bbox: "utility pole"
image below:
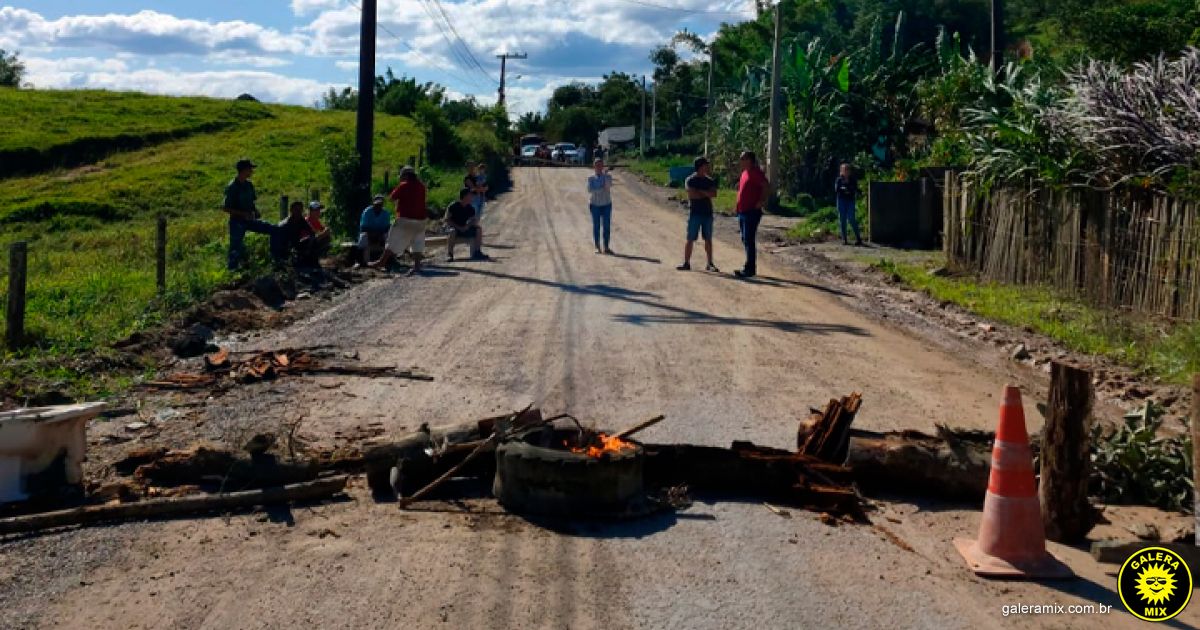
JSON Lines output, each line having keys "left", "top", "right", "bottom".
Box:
{"left": 354, "top": 0, "right": 377, "bottom": 228}
{"left": 496, "top": 52, "right": 528, "bottom": 107}
{"left": 640, "top": 75, "right": 647, "bottom": 156}
{"left": 990, "top": 0, "right": 1006, "bottom": 74}
{"left": 651, "top": 81, "right": 657, "bottom": 148}
{"left": 765, "top": 1, "right": 783, "bottom": 206}
{"left": 703, "top": 46, "right": 715, "bottom": 156}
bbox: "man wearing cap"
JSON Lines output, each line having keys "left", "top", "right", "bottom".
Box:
{"left": 357, "top": 194, "right": 393, "bottom": 266}
{"left": 370, "top": 166, "right": 428, "bottom": 275}
{"left": 678, "top": 157, "right": 720, "bottom": 272}
{"left": 222, "top": 158, "right": 281, "bottom": 270}
{"left": 305, "top": 201, "right": 332, "bottom": 247}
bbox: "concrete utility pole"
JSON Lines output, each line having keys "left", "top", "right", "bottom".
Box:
{"left": 640, "top": 75, "right": 647, "bottom": 155}
{"left": 990, "top": 0, "right": 1006, "bottom": 74}
{"left": 496, "top": 52, "right": 527, "bottom": 107}
{"left": 651, "top": 81, "right": 657, "bottom": 148}
{"left": 703, "top": 46, "right": 715, "bottom": 156}
{"left": 354, "top": 0, "right": 377, "bottom": 227}
{"left": 765, "top": 1, "right": 783, "bottom": 205}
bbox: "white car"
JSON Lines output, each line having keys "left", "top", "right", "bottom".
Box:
{"left": 551, "top": 143, "right": 578, "bottom": 163}
{"left": 520, "top": 145, "right": 539, "bottom": 164}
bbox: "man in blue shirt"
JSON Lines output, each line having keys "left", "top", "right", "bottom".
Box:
{"left": 356, "top": 194, "right": 393, "bottom": 266}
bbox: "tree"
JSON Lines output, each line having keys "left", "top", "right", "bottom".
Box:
{"left": 320, "top": 87, "right": 357, "bottom": 111}
{"left": 516, "top": 112, "right": 545, "bottom": 135}
{"left": 0, "top": 49, "right": 25, "bottom": 87}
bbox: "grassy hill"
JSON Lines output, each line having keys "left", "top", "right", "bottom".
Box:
{"left": 0, "top": 89, "right": 423, "bottom": 381}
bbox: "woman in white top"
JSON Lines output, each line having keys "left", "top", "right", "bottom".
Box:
{"left": 586, "top": 159, "right": 614, "bottom": 254}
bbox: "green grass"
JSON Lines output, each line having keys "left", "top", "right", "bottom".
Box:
{"left": 622, "top": 156, "right": 694, "bottom": 187}
{"left": 0, "top": 91, "right": 423, "bottom": 376}
{"left": 873, "top": 257, "right": 1200, "bottom": 384}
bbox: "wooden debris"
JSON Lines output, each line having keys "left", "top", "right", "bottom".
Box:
{"left": 615, "top": 415, "right": 667, "bottom": 440}
{"left": 0, "top": 477, "right": 348, "bottom": 535}
{"left": 143, "top": 349, "right": 433, "bottom": 391}
{"left": 132, "top": 444, "right": 319, "bottom": 490}
{"left": 845, "top": 430, "right": 991, "bottom": 502}
{"left": 763, "top": 502, "right": 791, "bottom": 518}
{"left": 1040, "top": 362, "right": 1096, "bottom": 543}
{"left": 799, "top": 393, "right": 863, "bottom": 462}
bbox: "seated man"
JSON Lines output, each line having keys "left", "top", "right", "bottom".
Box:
{"left": 444, "top": 187, "right": 487, "bottom": 261}
{"left": 279, "top": 200, "right": 326, "bottom": 267}
{"left": 356, "top": 194, "right": 392, "bottom": 266}
{"left": 305, "top": 201, "right": 332, "bottom": 246}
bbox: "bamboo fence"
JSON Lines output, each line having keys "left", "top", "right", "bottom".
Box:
{"left": 943, "top": 172, "right": 1200, "bottom": 320}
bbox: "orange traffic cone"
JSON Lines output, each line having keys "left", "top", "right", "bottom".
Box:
{"left": 953, "top": 386, "right": 1074, "bottom": 579}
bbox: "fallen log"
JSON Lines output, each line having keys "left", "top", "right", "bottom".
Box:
{"left": 845, "top": 430, "right": 991, "bottom": 502}
{"left": 641, "top": 442, "right": 862, "bottom": 516}
{"left": 0, "top": 476, "right": 348, "bottom": 535}
{"left": 133, "top": 444, "right": 319, "bottom": 490}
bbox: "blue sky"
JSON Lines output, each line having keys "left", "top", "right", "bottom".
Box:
{"left": 3, "top": 1, "right": 753, "bottom": 115}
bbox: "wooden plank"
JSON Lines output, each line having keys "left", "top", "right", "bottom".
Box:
{"left": 0, "top": 477, "right": 348, "bottom": 535}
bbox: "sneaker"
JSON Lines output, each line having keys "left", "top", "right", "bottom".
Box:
{"left": 604, "top": 247, "right": 614, "bottom": 255}
{"left": 854, "top": 239, "right": 865, "bottom": 247}
{"left": 471, "top": 251, "right": 490, "bottom": 261}
{"left": 447, "top": 253, "right": 455, "bottom": 262}
{"left": 705, "top": 263, "right": 720, "bottom": 273}
{"left": 733, "top": 269, "right": 755, "bottom": 279}
{"left": 676, "top": 263, "right": 691, "bottom": 271}
{"left": 594, "top": 247, "right": 603, "bottom": 254}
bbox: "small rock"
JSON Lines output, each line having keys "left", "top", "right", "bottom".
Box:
{"left": 977, "top": 323, "right": 996, "bottom": 333}
{"left": 928, "top": 267, "right": 950, "bottom": 277}
{"left": 252, "top": 276, "right": 287, "bottom": 308}
{"left": 1130, "top": 522, "right": 1161, "bottom": 541}
{"left": 168, "top": 323, "right": 216, "bottom": 358}
{"left": 1011, "top": 344, "right": 1031, "bottom": 361}
{"left": 125, "top": 421, "right": 149, "bottom": 431}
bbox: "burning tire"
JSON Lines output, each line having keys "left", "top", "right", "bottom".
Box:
{"left": 493, "top": 428, "right": 644, "bottom": 516}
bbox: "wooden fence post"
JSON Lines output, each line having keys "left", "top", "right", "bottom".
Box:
{"left": 6, "top": 241, "right": 27, "bottom": 350}
{"left": 1192, "top": 374, "right": 1200, "bottom": 547}
{"left": 383, "top": 170, "right": 390, "bottom": 193}
{"left": 156, "top": 215, "right": 167, "bottom": 294}
{"left": 279, "top": 195, "right": 289, "bottom": 221}
{"left": 1039, "top": 361, "right": 1096, "bottom": 543}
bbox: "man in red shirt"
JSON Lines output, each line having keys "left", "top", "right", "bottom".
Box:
{"left": 369, "top": 166, "right": 428, "bottom": 275}
{"left": 734, "top": 151, "right": 768, "bottom": 278}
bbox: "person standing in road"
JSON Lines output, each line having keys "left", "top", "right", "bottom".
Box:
{"left": 678, "top": 156, "right": 719, "bottom": 272}
{"left": 370, "top": 166, "right": 428, "bottom": 275}
{"left": 734, "top": 151, "right": 768, "bottom": 278}
{"left": 222, "top": 158, "right": 281, "bottom": 270}
{"left": 472, "top": 163, "right": 489, "bottom": 220}
{"left": 587, "top": 158, "right": 614, "bottom": 254}
{"left": 834, "top": 162, "right": 864, "bottom": 246}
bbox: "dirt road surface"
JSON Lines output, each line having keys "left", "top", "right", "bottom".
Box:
{"left": 3, "top": 168, "right": 1191, "bottom": 629}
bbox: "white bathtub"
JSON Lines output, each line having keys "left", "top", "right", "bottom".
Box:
{"left": 0, "top": 402, "right": 106, "bottom": 503}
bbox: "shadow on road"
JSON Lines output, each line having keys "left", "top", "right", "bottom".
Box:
{"left": 730, "top": 274, "right": 852, "bottom": 298}
{"left": 517, "top": 510, "right": 680, "bottom": 539}
{"left": 453, "top": 267, "right": 870, "bottom": 338}
{"left": 604, "top": 251, "right": 662, "bottom": 265}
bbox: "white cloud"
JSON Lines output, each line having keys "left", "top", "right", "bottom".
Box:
{"left": 0, "top": 7, "right": 303, "bottom": 57}
{"left": 23, "top": 57, "right": 335, "bottom": 105}
{"left": 292, "top": 0, "right": 345, "bottom": 14}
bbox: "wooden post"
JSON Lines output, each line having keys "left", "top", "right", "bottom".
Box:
{"left": 1039, "top": 361, "right": 1095, "bottom": 543}
{"left": 311, "top": 189, "right": 320, "bottom": 202}
{"left": 383, "top": 170, "right": 390, "bottom": 193}
{"left": 155, "top": 215, "right": 167, "bottom": 294}
{"left": 6, "top": 241, "right": 27, "bottom": 350}
{"left": 279, "top": 195, "right": 288, "bottom": 220}
{"left": 1192, "top": 374, "right": 1200, "bottom": 546}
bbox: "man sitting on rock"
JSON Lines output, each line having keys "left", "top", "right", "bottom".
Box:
{"left": 356, "top": 194, "right": 392, "bottom": 266}
{"left": 444, "top": 187, "right": 488, "bottom": 261}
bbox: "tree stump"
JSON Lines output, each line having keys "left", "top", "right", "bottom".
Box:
{"left": 1039, "top": 362, "right": 1095, "bottom": 543}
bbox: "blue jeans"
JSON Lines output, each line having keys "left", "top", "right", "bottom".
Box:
{"left": 590, "top": 204, "right": 612, "bottom": 249}
{"left": 473, "top": 197, "right": 485, "bottom": 221}
{"left": 738, "top": 210, "right": 762, "bottom": 275}
{"left": 228, "top": 217, "right": 283, "bottom": 270}
{"left": 837, "top": 197, "right": 861, "bottom": 243}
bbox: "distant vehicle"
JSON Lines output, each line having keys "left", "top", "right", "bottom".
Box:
{"left": 520, "top": 134, "right": 544, "bottom": 148}
{"left": 551, "top": 142, "right": 578, "bottom": 163}
{"left": 520, "top": 144, "right": 539, "bottom": 165}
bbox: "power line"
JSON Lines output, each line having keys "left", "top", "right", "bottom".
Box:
{"left": 345, "top": 0, "right": 489, "bottom": 91}
{"left": 424, "top": 0, "right": 500, "bottom": 84}
{"left": 414, "top": 0, "right": 494, "bottom": 87}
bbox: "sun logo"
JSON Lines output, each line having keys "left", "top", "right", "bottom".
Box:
{"left": 1135, "top": 563, "right": 1177, "bottom": 606}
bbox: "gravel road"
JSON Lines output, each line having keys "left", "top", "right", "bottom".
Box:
{"left": 2, "top": 167, "right": 1190, "bottom": 629}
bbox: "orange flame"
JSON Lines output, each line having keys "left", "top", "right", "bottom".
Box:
{"left": 569, "top": 433, "right": 635, "bottom": 458}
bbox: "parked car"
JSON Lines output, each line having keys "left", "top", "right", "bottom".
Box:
{"left": 520, "top": 144, "right": 539, "bottom": 165}
{"left": 551, "top": 143, "right": 578, "bottom": 163}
